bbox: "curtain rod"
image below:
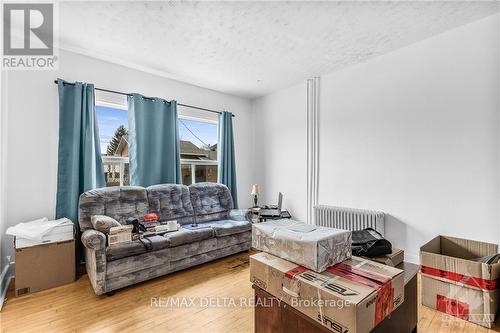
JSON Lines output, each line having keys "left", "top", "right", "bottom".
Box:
{"left": 53, "top": 79, "right": 234, "bottom": 117}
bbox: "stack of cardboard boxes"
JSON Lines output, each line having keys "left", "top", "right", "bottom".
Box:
{"left": 250, "top": 220, "right": 405, "bottom": 333}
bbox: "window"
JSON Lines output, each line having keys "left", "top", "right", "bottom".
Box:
{"left": 95, "top": 104, "right": 129, "bottom": 187}
{"left": 178, "top": 117, "right": 218, "bottom": 186}
{"left": 95, "top": 95, "right": 219, "bottom": 187}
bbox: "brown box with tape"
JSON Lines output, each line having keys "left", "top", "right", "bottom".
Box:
{"left": 420, "top": 235, "right": 500, "bottom": 328}
{"left": 15, "top": 239, "right": 75, "bottom": 297}
{"left": 250, "top": 252, "right": 404, "bottom": 333}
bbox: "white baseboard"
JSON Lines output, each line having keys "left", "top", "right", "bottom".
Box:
{"left": 0, "top": 263, "right": 13, "bottom": 311}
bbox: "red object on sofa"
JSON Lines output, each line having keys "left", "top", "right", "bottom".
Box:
{"left": 144, "top": 213, "right": 159, "bottom": 222}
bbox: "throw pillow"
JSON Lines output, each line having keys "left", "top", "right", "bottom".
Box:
{"left": 91, "top": 215, "right": 121, "bottom": 234}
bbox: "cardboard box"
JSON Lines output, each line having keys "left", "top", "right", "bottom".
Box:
{"left": 15, "top": 239, "right": 75, "bottom": 297}
{"left": 364, "top": 248, "right": 404, "bottom": 267}
{"left": 252, "top": 219, "right": 352, "bottom": 272}
{"left": 250, "top": 252, "right": 404, "bottom": 333}
{"left": 420, "top": 235, "right": 500, "bottom": 328}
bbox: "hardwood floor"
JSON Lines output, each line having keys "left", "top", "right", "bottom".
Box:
{"left": 0, "top": 251, "right": 499, "bottom": 333}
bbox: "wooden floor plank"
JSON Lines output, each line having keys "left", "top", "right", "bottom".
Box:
{"left": 1, "top": 252, "right": 500, "bottom": 333}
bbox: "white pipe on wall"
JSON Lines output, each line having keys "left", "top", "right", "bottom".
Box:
{"left": 306, "top": 77, "right": 320, "bottom": 224}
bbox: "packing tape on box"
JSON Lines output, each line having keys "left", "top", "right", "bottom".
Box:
{"left": 327, "top": 262, "right": 394, "bottom": 326}
{"left": 421, "top": 265, "right": 500, "bottom": 291}
{"left": 285, "top": 265, "right": 309, "bottom": 279}
{"left": 436, "top": 294, "right": 470, "bottom": 320}
{"left": 285, "top": 260, "right": 394, "bottom": 327}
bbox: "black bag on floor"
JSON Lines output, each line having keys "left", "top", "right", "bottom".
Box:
{"left": 351, "top": 228, "right": 392, "bottom": 257}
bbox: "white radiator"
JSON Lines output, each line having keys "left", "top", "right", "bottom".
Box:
{"left": 314, "top": 205, "right": 385, "bottom": 236}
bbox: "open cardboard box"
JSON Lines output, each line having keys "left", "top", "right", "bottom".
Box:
{"left": 420, "top": 235, "right": 500, "bottom": 328}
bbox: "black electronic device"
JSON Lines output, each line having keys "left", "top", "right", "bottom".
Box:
{"left": 126, "top": 217, "right": 147, "bottom": 234}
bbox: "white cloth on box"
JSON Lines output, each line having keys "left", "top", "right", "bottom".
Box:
{"left": 6, "top": 217, "right": 72, "bottom": 241}
{"left": 252, "top": 219, "right": 352, "bottom": 272}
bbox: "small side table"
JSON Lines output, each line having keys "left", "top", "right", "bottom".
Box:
{"left": 250, "top": 207, "right": 292, "bottom": 223}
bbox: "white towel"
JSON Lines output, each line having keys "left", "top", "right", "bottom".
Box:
{"left": 6, "top": 217, "right": 72, "bottom": 241}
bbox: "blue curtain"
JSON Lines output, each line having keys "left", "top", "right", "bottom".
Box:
{"left": 56, "top": 79, "right": 105, "bottom": 224}
{"left": 128, "top": 94, "right": 181, "bottom": 187}
{"left": 218, "top": 111, "right": 238, "bottom": 208}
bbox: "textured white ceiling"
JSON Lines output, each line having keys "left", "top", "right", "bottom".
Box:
{"left": 58, "top": 1, "right": 499, "bottom": 98}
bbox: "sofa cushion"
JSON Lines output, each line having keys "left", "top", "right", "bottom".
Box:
{"left": 79, "top": 186, "right": 149, "bottom": 232}
{"left": 189, "top": 183, "right": 233, "bottom": 223}
{"left": 146, "top": 184, "right": 195, "bottom": 225}
{"left": 164, "top": 226, "right": 215, "bottom": 247}
{"left": 106, "top": 235, "right": 170, "bottom": 261}
{"left": 201, "top": 220, "right": 252, "bottom": 237}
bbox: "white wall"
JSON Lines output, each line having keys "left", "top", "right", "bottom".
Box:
{"left": 253, "top": 14, "right": 500, "bottom": 263}
{"left": 1, "top": 50, "right": 254, "bottom": 267}
{"left": 252, "top": 82, "right": 308, "bottom": 221}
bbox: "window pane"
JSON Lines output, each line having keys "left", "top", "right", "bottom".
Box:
{"left": 195, "top": 165, "right": 218, "bottom": 183}
{"left": 178, "top": 117, "right": 218, "bottom": 185}
{"left": 178, "top": 118, "right": 217, "bottom": 162}
{"left": 181, "top": 164, "right": 192, "bottom": 186}
{"left": 178, "top": 118, "right": 217, "bottom": 155}
{"left": 96, "top": 106, "right": 128, "bottom": 155}
{"left": 96, "top": 104, "right": 129, "bottom": 187}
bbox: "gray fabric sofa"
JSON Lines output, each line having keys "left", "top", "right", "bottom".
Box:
{"left": 79, "top": 182, "right": 252, "bottom": 295}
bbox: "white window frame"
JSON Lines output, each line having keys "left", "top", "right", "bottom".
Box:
{"left": 178, "top": 114, "right": 218, "bottom": 125}
{"left": 95, "top": 99, "right": 128, "bottom": 111}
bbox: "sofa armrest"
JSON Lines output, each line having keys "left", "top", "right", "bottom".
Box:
{"left": 81, "top": 229, "right": 106, "bottom": 251}
{"left": 229, "top": 209, "right": 253, "bottom": 223}
{"left": 81, "top": 229, "right": 107, "bottom": 295}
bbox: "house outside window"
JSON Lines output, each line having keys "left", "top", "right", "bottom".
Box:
{"left": 178, "top": 117, "right": 218, "bottom": 186}
{"left": 180, "top": 140, "right": 218, "bottom": 186}
{"left": 95, "top": 96, "right": 218, "bottom": 187}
